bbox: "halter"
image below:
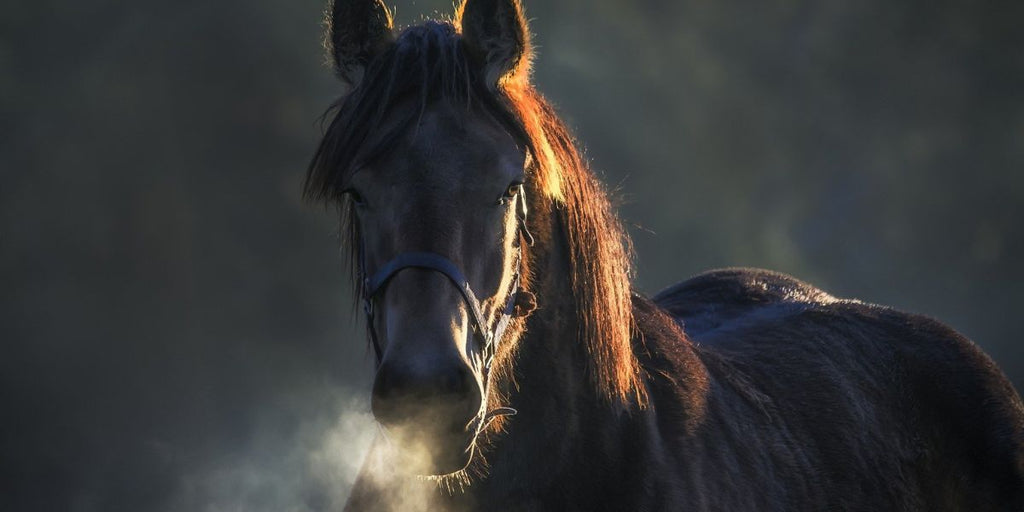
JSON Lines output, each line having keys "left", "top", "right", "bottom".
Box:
{"left": 359, "top": 190, "right": 534, "bottom": 377}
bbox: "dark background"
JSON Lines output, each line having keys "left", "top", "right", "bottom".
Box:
{"left": 2, "top": 0, "right": 1022, "bottom": 510}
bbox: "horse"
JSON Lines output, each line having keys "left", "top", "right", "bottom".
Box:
{"left": 305, "top": 1, "right": 1024, "bottom": 510}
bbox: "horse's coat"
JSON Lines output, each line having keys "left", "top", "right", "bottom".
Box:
{"left": 307, "top": 1, "right": 1024, "bottom": 510}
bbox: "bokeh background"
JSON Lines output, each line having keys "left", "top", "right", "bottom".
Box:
{"left": 2, "top": 0, "right": 1022, "bottom": 510}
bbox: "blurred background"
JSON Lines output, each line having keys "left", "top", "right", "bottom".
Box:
{"left": 2, "top": 0, "right": 1022, "bottom": 510}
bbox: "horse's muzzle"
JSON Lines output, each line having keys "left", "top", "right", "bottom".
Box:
{"left": 371, "top": 357, "right": 482, "bottom": 475}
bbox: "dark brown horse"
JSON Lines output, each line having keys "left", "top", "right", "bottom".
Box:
{"left": 306, "top": 1, "right": 1024, "bottom": 510}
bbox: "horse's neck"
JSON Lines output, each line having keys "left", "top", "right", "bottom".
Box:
{"left": 478, "top": 236, "right": 647, "bottom": 499}
{"left": 475, "top": 229, "right": 712, "bottom": 505}
{"left": 482, "top": 289, "right": 616, "bottom": 494}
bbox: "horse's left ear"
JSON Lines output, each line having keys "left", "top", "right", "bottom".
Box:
{"left": 328, "top": 0, "right": 394, "bottom": 88}
{"left": 456, "top": 0, "right": 532, "bottom": 87}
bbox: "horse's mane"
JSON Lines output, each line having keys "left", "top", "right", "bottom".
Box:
{"left": 304, "top": 20, "right": 645, "bottom": 406}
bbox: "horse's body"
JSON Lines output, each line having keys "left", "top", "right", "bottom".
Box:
{"left": 347, "top": 270, "right": 1024, "bottom": 511}
{"left": 310, "top": 1, "right": 1024, "bottom": 510}
{"left": 654, "top": 269, "right": 1023, "bottom": 510}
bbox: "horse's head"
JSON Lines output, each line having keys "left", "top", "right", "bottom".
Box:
{"left": 308, "top": 0, "right": 537, "bottom": 476}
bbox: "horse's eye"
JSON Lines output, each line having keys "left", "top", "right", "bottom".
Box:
{"left": 343, "top": 188, "right": 366, "bottom": 206}
{"left": 503, "top": 183, "right": 522, "bottom": 199}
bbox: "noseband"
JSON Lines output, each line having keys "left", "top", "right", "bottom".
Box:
{"left": 359, "top": 190, "right": 534, "bottom": 388}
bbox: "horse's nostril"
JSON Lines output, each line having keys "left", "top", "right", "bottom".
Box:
{"left": 371, "top": 359, "right": 481, "bottom": 426}
{"left": 440, "top": 367, "right": 474, "bottom": 396}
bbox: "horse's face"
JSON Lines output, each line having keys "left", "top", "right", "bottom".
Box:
{"left": 351, "top": 101, "right": 526, "bottom": 475}
{"left": 320, "top": 0, "right": 536, "bottom": 477}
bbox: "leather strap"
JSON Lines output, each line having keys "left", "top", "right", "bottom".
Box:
{"left": 359, "top": 191, "right": 532, "bottom": 373}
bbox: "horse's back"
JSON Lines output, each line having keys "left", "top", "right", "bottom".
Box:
{"left": 653, "top": 267, "right": 836, "bottom": 339}
{"left": 652, "top": 268, "right": 1024, "bottom": 510}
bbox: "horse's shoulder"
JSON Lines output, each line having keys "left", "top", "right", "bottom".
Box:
{"left": 653, "top": 267, "right": 838, "bottom": 338}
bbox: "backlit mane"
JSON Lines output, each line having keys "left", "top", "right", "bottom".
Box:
{"left": 304, "top": 20, "right": 645, "bottom": 406}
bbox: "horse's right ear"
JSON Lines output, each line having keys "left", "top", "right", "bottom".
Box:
{"left": 456, "top": 0, "right": 532, "bottom": 88}
{"left": 327, "top": 0, "right": 394, "bottom": 87}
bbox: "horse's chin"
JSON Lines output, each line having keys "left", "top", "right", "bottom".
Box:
{"left": 416, "top": 441, "right": 475, "bottom": 477}
{"left": 382, "top": 420, "right": 478, "bottom": 476}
